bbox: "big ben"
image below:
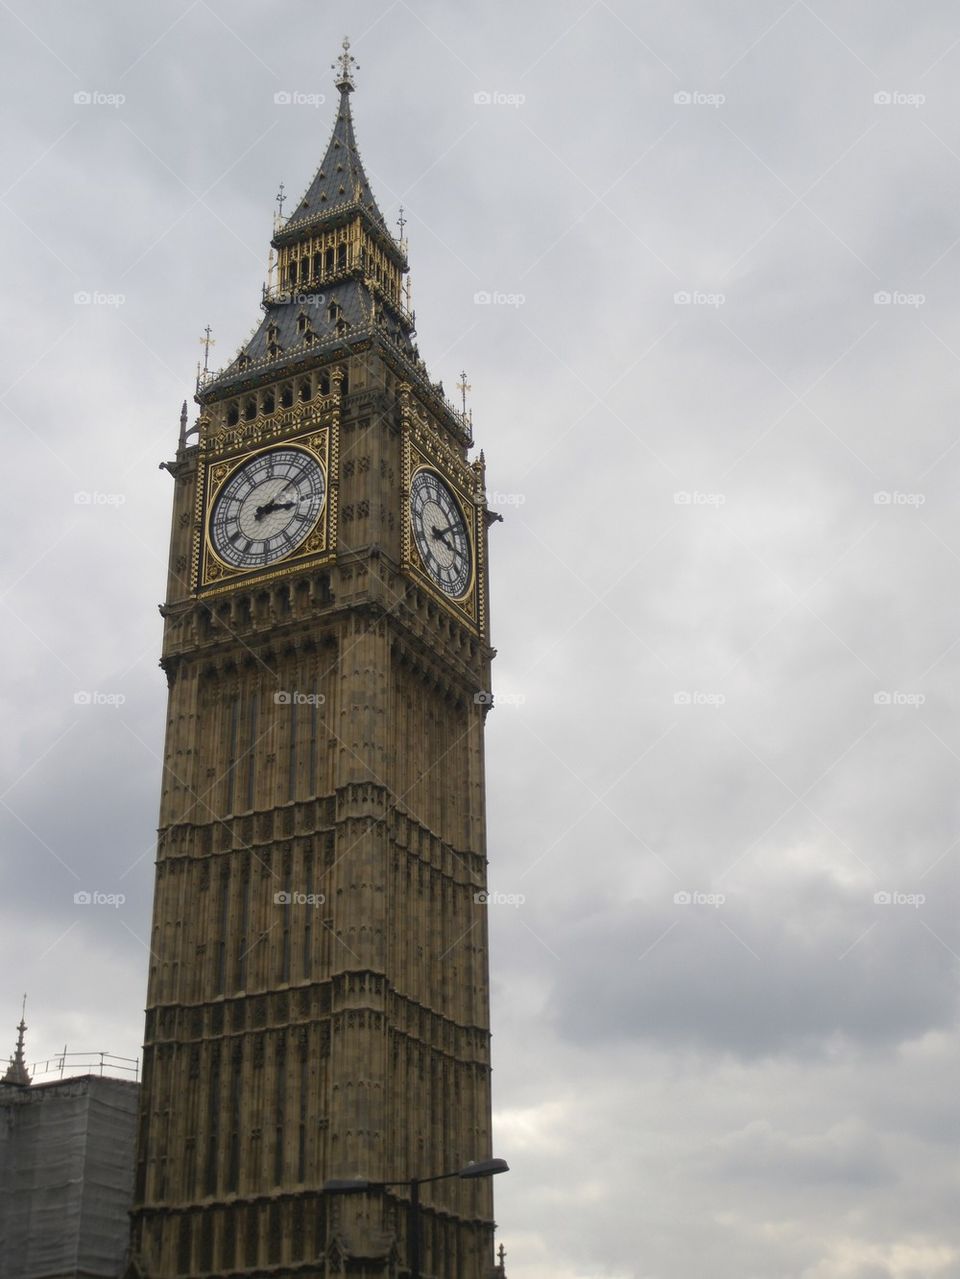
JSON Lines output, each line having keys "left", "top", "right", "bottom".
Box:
{"left": 128, "top": 39, "right": 503, "bottom": 1279}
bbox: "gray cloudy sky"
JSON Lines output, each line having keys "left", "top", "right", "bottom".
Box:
{"left": 2, "top": 1, "right": 960, "bottom": 1276}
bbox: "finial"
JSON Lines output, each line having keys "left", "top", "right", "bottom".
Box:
{"left": 275, "top": 181, "right": 286, "bottom": 221}
{"left": 457, "top": 370, "right": 471, "bottom": 418}
{"left": 199, "top": 325, "right": 215, "bottom": 375}
{"left": 2, "top": 995, "right": 31, "bottom": 1087}
{"left": 333, "top": 36, "right": 357, "bottom": 92}
{"left": 397, "top": 205, "right": 407, "bottom": 240}
{"left": 179, "top": 400, "right": 188, "bottom": 448}
{"left": 497, "top": 1242, "right": 507, "bottom": 1275}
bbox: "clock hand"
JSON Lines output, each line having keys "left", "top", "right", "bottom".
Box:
{"left": 431, "top": 525, "right": 461, "bottom": 555}
{"left": 254, "top": 500, "right": 297, "bottom": 520}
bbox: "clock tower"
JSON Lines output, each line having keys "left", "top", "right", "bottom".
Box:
{"left": 129, "top": 40, "right": 500, "bottom": 1279}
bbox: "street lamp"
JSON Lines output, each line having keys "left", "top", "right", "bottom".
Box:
{"left": 324, "top": 1157, "right": 509, "bottom": 1279}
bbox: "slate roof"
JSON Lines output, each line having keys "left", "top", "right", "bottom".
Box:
{"left": 205, "top": 277, "right": 416, "bottom": 396}
{"left": 281, "top": 83, "right": 387, "bottom": 235}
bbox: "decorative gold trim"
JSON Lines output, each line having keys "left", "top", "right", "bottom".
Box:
{"left": 402, "top": 434, "right": 481, "bottom": 629}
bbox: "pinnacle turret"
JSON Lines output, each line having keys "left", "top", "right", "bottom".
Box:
{"left": 2, "top": 995, "right": 31, "bottom": 1087}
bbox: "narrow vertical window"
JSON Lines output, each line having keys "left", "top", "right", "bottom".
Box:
{"left": 245, "top": 692, "right": 259, "bottom": 811}
{"left": 287, "top": 695, "right": 298, "bottom": 802}
{"left": 225, "top": 697, "right": 239, "bottom": 813}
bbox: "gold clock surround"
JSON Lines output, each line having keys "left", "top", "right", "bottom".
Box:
{"left": 402, "top": 437, "right": 482, "bottom": 629}
{"left": 193, "top": 427, "right": 337, "bottom": 596}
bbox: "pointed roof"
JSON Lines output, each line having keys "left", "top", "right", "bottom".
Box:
{"left": 2, "top": 996, "right": 31, "bottom": 1087}
{"left": 282, "top": 37, "right": 387, "bottom": 235}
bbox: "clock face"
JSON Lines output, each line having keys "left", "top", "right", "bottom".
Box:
{"left": 410, "top": 469, "right": 472, "bottom": 598}
{"left": 209, "top": 446, "right": 326, "bottom": 570}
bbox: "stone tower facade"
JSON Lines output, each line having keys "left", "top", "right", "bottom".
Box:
{"left": 129, "top": 41, "right": 500, "bottom": 1279}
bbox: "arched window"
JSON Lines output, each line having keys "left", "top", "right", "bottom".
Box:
{"left": 299, "top": 380, "right": 311, "bottom": 403}
{"left": 313, "top": 253, "right": 321, "bottom": 278}
{"left": 280, "top": 386, "right": 293, "bottom": 409}
{"left": 318, "top": 372, "right": 330, "bottom": 396}
{"left": 325, "top": 247, "right": 334, "bottom": 272}
{"left": 261, "top": 391, "right": 275, "bottom": 414}
{"left": 244, "top": 398, "right": 256, "bottom": 421}
{"left": 227, "top": 404, "right": 239, "bottom": 426}
{"left": 337, "top": 243, "right": 347, "bottom": 270}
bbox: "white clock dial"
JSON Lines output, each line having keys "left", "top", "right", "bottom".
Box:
{"left": 210, "top": 446, "right": 326, "bottom": 569}
{"left": 410, "top": 469, "right": 472, "bottom": 598}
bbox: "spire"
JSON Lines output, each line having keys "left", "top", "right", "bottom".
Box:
{"left": 282, "top": 37, "right": 387, "bottom": 232}
{"left": 2, "top": 995, "right": 31, "bottom": 1087}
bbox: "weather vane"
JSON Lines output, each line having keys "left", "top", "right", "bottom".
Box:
{"left": 199, "top": 325, "right": 216, "bottom": 375}
{"left": 332, "top": 35, "right": 357, "bottom": 88}
{"left": 456, "top": 370, "right": 471, "bottom": 419}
